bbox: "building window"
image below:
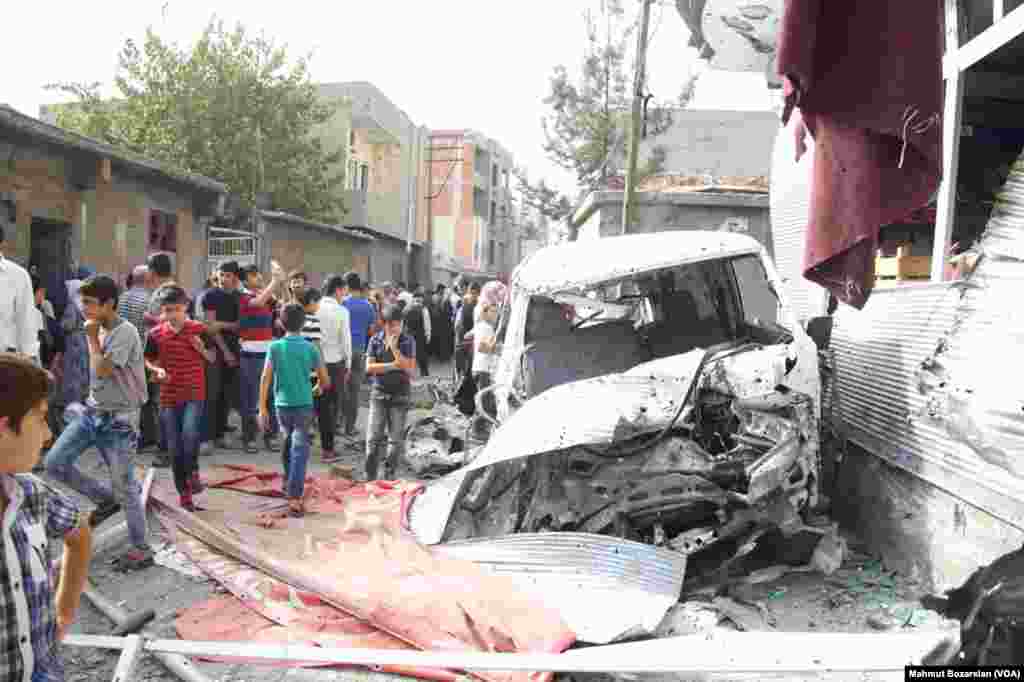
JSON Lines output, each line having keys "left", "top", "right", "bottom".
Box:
{"left": 492, "top": 164, "right": 499, "bottom": 186}
{"left": 473, "top": 188, "right": 488, "bottom": 217}
{"left": 488, "top": 239, "right": 495, "bottom": 267}
{"left": 349, "top": 160, "right": 359, "bottom": 190}
{"left": 359, "top": 164, "right": 369, "bottom": 191}
{"left": 490, "top": 200, "right": 496, "bottom": 225}
{"left": 349, "top": 129, "right": 356, "bottom": 147}
{"left": 148, "top": 209, "right": 178, "bottom": 253}
{"left": 504, "top": 169, "right": 510, "bottom": 189}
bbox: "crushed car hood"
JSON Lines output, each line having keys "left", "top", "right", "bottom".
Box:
{"left": 409, "top": 344, "right": 804, "bottom": 546}
{"left": 465, "top": 352, "right": 705, "bottom": 474}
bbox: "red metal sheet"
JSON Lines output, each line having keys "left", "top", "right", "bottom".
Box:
{"left": 155, "top": 466, "right": 575, "bottom": 682}
{"left": 165, "top": 517, "right": 457, "bottom": 680}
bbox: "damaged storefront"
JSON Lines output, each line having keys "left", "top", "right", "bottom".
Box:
{"left": 776, "top": 0, "right": 1024, "bottom": 596}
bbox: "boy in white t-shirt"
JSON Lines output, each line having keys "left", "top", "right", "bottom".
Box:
{"left": 471, "top": 301, "right": 500, "bottom": 441}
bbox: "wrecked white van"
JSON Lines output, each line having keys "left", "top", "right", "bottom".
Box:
{"left": 411, "top": 231, "right": 824, "bottom": 573}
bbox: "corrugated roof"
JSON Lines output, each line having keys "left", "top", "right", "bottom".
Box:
{"left": 259, "top": 210, "right": 375, "bottom": 241}
{"left": 0, "top": 104, "right": 227, "bottom": 194}
{"left": 511, "top": 231, "right": 764, "bottom": 294}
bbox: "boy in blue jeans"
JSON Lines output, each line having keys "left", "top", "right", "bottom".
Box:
{"left": 259, "top": 303, "right": 328, "bottom": 518}
{"left": 1, "top": 354, "right": 92, "bottom": 682}
{"left": 44, "top": 274, "right": 152, "bottom": 571}
{"left": 144, "top": 286, "right": 217, "bottom": 511}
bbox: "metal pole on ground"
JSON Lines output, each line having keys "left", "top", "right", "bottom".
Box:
{"left": 81, "top": 585, "right": 213, "bottom": 682}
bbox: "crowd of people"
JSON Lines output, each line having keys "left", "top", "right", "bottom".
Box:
{"left": 0, "top": 220, "right": 508, "bottom": 573}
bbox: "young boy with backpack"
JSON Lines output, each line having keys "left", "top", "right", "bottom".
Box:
{"left": 259, "top": 303, "right": 329, "bottom": 517}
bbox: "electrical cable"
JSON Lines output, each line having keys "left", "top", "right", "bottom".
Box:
{"left": 580, "top": 339, "right": 760, "bottom": 459}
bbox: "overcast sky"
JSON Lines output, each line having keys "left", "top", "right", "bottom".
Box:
{"left": 3, "top": 0, "right": 774, "bottom": 195}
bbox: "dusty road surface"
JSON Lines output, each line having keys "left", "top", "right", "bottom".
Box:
{"left": 48, "top": 362, "right": 956, "bottom": 682}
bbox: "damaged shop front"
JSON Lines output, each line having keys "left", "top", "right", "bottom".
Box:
{"left": 764, "top": 0, "right": 1024, "bottom": 601}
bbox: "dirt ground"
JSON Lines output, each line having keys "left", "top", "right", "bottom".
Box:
{"left": 48, "top": 361, "right": 956, "bottom": 682}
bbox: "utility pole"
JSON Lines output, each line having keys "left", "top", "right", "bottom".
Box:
{"left": 622, "top": 0, "right": 654, "bottom": 235}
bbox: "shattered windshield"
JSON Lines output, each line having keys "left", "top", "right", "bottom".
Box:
{"left": 517, "top": 255, "right": 790, "bottom": 400}
{"left": 528, "top": 255, "right": 788, "bottom": 354}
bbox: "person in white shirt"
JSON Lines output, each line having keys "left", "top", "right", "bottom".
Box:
{"left": 470, "top": 301, "right": 501, "bottom": 441}
{"left": 0, "top": 224, "right": 40, "bottom": 362}
{"left": 317, "top": 274, "right": 353, "bottom": 462}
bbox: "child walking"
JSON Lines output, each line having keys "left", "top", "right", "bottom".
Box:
{"left": 259, "top": 303, "right": 329, "bottom": 517}
{"left": 364, "top": 304, "right": 417, "bottom": 480}
{"left": 0, "top": 354, "right": 92, "bottom": 682}
{"left": 144, "top": 286, "right": 216, "bottom": 511}
{"left": 44, "top": 274, "right": 153, "bottom": 571}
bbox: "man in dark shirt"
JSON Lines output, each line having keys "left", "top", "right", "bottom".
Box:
{"left": 202, "top": 261, "right": 243, "bottom": 449}
{"left": 453, "top": 281, "right": 480, "bottom": 379}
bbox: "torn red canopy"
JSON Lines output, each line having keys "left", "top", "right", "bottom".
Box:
{"left": 156, "top": 466, "right": 575, "bottom": 682}
{"left": 777, "top": 0, "right": 943, "bottom": 309}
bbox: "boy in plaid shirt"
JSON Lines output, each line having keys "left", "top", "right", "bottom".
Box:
{"left": 0, "top": 354, "right": 91, "bottom": 682}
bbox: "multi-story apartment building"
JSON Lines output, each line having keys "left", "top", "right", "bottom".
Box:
{"left": 318, "top": 82, "right": 431, "bottom": 286}
{"left": 426, "top": 129, "right": 516, "bottom": 284}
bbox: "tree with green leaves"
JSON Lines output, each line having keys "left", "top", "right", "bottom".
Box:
{"left": 516, "top": 0, "right": 694, "bottom": 240}
{"left": 47, "top": 19, "right": 346, "bottom": 222}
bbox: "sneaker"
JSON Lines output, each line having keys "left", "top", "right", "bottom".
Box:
{"left": 113, "top": 546, "right": 155, "bottom": 571}
{"left": 321, "top": 450, "right": 341, "bottom": 463}
{"left": 199, "top": 442, "right": 215, "bottom": 457}
{"left": 89, "top": 501, "right": 122, "bottom": 528}
{"left": 244, "top": 441, "right": 259, "bottom": 454}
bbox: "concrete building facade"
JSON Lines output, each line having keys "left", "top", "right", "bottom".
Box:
{"left": 427, "top": 129, "right": 516, "bottom": 285}
{"left": 572, "top": 108, "right": 778, "bottom": 253}
{"left": 318, "top": 82, "right": 430, "bottom": 287}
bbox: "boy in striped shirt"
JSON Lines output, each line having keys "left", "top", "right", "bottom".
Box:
{"left": 238, "top": 265, "right": 282, "bottom": 454}
{"left": 144, "top": 286, "right": 216, "bottom": 510}
{"left": 300, "top": 287, "right": 323, "bottom": 351}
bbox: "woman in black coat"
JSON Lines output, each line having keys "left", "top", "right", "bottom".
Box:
{"left": 430, "top": 285, "right": 454, "bottom": 362}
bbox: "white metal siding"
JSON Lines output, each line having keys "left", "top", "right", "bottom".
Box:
{"left": 769, "top": 116, "right": 828, "bottom": 324}
{"left": 830, "top": 154, "right": 1024, "bottom": 531}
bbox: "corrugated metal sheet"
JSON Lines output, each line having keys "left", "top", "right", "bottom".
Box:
{"left": 433, "top": 533, "right": 686, "bottom": 644}
{"left": 830, "top": 155, "right": 1024, "bottom": 530}
{"left": 769, "top": 115, "right": 828, "bottom": 324}
{"left": 910, "top": 157, "right": 1024, "bottom": 503}
{"left": 511, "top": 231, "right": 763, "bottom": 295}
